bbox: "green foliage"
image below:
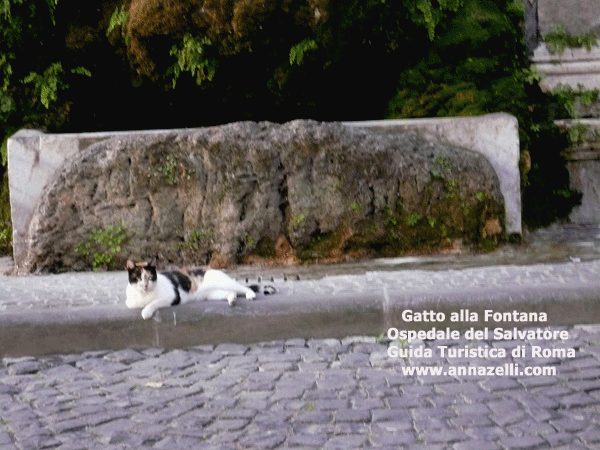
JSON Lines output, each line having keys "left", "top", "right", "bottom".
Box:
{"left": 75, "top": 224, "right": 128, "bottom": 271}
{"left": 1, "top": 0, "right": 84, "bottom": 250}
{"left": 169, "top": 34, "right": 219, "bottom": 88}
{"left": 383, "top": 206, "right": 399, "bottom": 228}
{"left": 242, "top": 232, "right": 255, "bottom": 247}
{"left": 107, "top": 5, "right": 129, "bottom": 40}
{"left": 0, "top": 175, "right": 10, "bottom": 255}
{"left": 387, "top": 0, "right": 526, "bottom": 120}
{"left": 412, "top": 0, "right": 463, "bottom": 40}
{"left": 0, "top": 54, "right": 14, "bottom": 166}
{"left": 289, "top": 39, "right": 318, "bottom": 66}
{"left": 180, "top": 228, "right": 215, "bottom": 263}
{"left": 565, "top": 122, "right": 600, "bottom": 147}
{"left": 0, "top": 0, "right": 92, "bottom": 182}
{"left": 0, "top": 223, "right": 10, "bottom": 253}
{"left": 386, "top": 0, "right": 581, "bottom": 228}
{"left": 0, "top": 140, "right": 7, "bottom": 167}
{"left": 521, "top": 66, "right": 543, "bottom": 84}
{"left": 404, "top": 213, "right": 422, "bottom": 227}
{"left": 290, "top": 213, "right": 306, "bottom": 232}
{"left": 0, "top": 54, "right": 13, "bottom": 95}
{"left": 22, "top": 62, "right": 91, "bottom": 109}
{"left": 543, "top": 26, "right": 599, "bottom": 54}
{"left": 151, "top": 154, "right": 192, "bottom": 186}
{"left": 580, "top": 89, "right": 600, "bottom": 107}
{"left": 475, "top": 192, "right": 489, "bottom": 202}
{"left": 22, "top": 63, "right": 65, "bottom": 109}
{"left": 0, "top": 0, "right": 473, "bottom": 142}
{"left": 567, "top": 122, "right": 588, "bottom": 146}
{"left": 552, "top": 83, "right": 599, "bottom": 119}
{"left": 1, "top": 0, "right": 57, "bottom": 22}
{"left": 156, "top": 155, "right": 179, "bottom": 185}
{"left": 180, "top": 229, "right": 215, "bottom": 251}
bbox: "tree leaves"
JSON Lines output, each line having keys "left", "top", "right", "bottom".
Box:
{"left": 289, "top": 39, "right": 318, "bottom": 65}
{"left": 22, "top": 62, "right": 90, "bottom": 109}
{"left": 169, "top": 35, "right": 219, "bottom": 88}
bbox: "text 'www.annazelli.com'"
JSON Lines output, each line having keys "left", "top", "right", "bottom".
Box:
{"left": 395, "top": 364, "right": 557, "bottom": 377}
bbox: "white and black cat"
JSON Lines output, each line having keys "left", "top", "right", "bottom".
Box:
{"left": 126, "top": 259, "right": 273, "bottom": 320}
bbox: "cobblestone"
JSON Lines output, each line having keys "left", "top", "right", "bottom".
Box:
{"left": 0, "top": 325, "right": 598, "bottom": 449}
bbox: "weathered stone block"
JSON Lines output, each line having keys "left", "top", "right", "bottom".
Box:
{"left": 9, "top": 118, "right": 511, "bottom": 273}
{"left": 557, "top": 119, "right": 600, "bottom": 224}
{"left": 532, "top": 1, "right": 600, "bottom": 111}
{"left": 532, "top": 42, "right": 600, "bottom": 93}
{"left": 538, "top": 0, "right": 600, "bottom": 36}
{"left": 346, "top": 113, "right": 521, "bottom": 238}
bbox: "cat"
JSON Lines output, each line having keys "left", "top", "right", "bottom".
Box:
{"left": 125, "top": 259, "right": 274, "bottom": 320}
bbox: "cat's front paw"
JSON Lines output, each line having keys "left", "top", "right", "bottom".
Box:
{"left": 245, "top": 290, "right": 256, "bottom": 301}
{"left": 141, "top": 305, "right": 156, "bottom": 320}
{"left": 227, "top": 292, "right": 237, "bottom": 306}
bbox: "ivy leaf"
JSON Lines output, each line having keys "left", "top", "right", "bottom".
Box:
{"left": 169, "top": 34, "right": 219, "bottom": 88}
{"left": 289, "top": 39, "right": 318, "bottom": 66}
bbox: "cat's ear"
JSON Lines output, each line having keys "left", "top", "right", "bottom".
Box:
{"left": 126, "top": 260, "right": 135, "bottom": 270}
{"left": 148, "top": 257, "right": 158, "bottom": 268}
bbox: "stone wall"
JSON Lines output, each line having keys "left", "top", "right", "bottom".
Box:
{"left": 532, "top": 44, "right": 600, "bottom": 93}
{"left": 8, "top": 115, "right": 518, "bottom": 273}
{"left": 345, "top": 114, "right": 520, "bottom": 239}
{"left": 530, "top": 0, "right": 600, "bottom": 93}
{"left": 538, "top": 0, "right": 600, "bottom": 37}
{"left": 528, "top": 0, "right": 600, "bottom": 224}
{"left": 557, "top": 119, "right": 600, "bottom": 223}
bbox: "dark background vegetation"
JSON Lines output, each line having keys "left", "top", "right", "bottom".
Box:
{"left": 0, "top": 0, "right": 583, "bottom": 255}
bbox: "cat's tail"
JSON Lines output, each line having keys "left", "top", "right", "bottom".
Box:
{"left": 248, "top": 284, "right": 277, "bottom": 295}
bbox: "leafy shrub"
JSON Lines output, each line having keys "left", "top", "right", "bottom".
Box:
{"left": 289, "top": 39, "right": 318, "bottom": 66}
{"left": 75, "top": 224, "right": 129, "bottom": 271}
{"left": 22, "top": 63, "right": 90, "bottom": 109}
{"left": 107, "top": 5, "right": 130, "bottom": 45}
{"left": 386, "top": 0, "right": 581, "bottom": 228}
{"left": 0, "top": 175, "right": 10, "bottom": 255}
{"left": 552, "top": 84, "right": 600, "bottom": 119}
{"left": 543, "top": 26, "right": 598, "bottom": 54}
{"left": 169, "top": 34, "right": 219, "bottom": 88}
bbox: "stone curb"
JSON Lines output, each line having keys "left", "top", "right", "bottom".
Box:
{"left": 2, "top": 277, "right": 599, "bottom": 357}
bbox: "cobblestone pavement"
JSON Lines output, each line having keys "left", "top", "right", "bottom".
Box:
{"left": 1, "top": 325, "right": 599, "bottom": 450}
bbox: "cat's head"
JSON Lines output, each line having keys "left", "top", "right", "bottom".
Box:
{"left": 126, "top": 259, "right": 158, "bottom": 292}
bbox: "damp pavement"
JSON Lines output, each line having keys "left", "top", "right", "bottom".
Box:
{"left": 0, "top": 223, "right": 599, "bottom": 449}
